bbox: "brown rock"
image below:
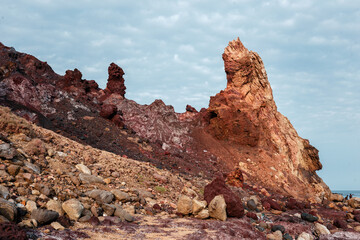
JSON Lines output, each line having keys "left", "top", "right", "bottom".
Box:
{"left": 62, "top": 199, "right": 84, "bottom": 220}
{"left": 208, "top": 195, "right": 227, "bottom": 221}
{"left": 204, "top": 177, "right": 244, "bottom": 217}
{"left": 105, "top": 63, "right": 126, "bottom": 97}
{"left": 100, "top": 104, "right": 117, "bottom": 119}
{"left": 7, "top": 164, "right": 20, "bottom": 176}
{"left": 330, "top": 193, "right": 344, "bottom": 202}
{"left": 348, "top": 197, "right": 360, "bottom": 209}
{"left": 31, "top": 209, "right": 59, "bottom": 225}
{"left": 177, "top": 195, "right": 192, "bottom": 215}
{"left": 46, "top": 199, "right": 64, "bottom": 216}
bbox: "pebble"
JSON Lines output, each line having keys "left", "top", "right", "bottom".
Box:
{"left": 76, "top": 164, "right": 92, "bottom": 175}
{"left": 50, "top": 221, "right": 65, "bottom": 230}
{"left": 86, "top": 189, "right": 114, "bottom": 204}
{"left": 111, "top": 189, "right": 131, "bottom": 202}
{"left": 0, "top": 185, "right": 10, "bottom": 199}
{"left": 79, "top": 173, "right": 105, "bottom": 184}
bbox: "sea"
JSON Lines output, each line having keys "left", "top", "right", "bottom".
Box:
{"left": 332, "top": 190, "right": 360, "bottom": 198}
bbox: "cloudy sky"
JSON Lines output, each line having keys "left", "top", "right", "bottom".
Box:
{"left": 1, "top": 0, "right": 359, "bottom": 190}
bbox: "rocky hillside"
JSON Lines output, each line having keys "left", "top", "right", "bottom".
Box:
{"left": 0, "top": 38, "right": 329, "bottom": 202}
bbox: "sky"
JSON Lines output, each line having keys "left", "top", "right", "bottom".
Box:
{"left": 1, "top": 0, "right": 359, "bottom": 190}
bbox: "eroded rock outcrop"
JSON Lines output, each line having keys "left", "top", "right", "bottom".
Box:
{"left": 0, "top": 39, "right": 330, "bottom": 202}
{"left": 202, "top": 38, "right": 330, "bottom": 201}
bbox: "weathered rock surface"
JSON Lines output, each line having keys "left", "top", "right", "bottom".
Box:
{"left": 177, "top": 195, "right": 193, "bottom": 215}
{"left": 204, "top": 177, "right": 244, "bottom": 217}
{"left": 31, "top": 208, "right": 59, "bottom": 225}
{"left": 208, "top": 195, "right": 227, "bottom": 221}
{"left": 348, "top": 197, "right": 360, "bottom": 209}
{"left": 62, "top": 199, "right": 84, "bottom": 220}
{"left": 0, "top": 198, "right": 17, "bottom": 221}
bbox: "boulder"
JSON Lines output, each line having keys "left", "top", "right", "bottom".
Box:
{"left": 208, "top": 195, "right": 227, "bottom": 221}
{"left": 62, "top": 199, "right": 84, "bottom": 220}
{"left": 31, "top": 209, "right": 59, "bottom": 225}
{"left": 204, "top": 177, "right": 244, "bottom": 217}
{"left": 330, "top": 193, "right": 344, "bottom": 202}
{"left": 177, "top": 195, "right": 192, "bottom": 215}
{"left": 100, "top": 104, "right": 117, "bottom": 119}
{"left": 25, "top": 200, "right": 37, "bottom": 213}
{"left": 348, "top": 197, "right": 360, "bottom": 209}
{"left": 106, "top": 63, "right": 126, "bottom": 97}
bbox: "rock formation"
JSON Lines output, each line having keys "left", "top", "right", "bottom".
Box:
{"left": 200, "top": 38, "right": 330, "bottom": 201}
{"left": 0, "top": 38, "right": 330, "bottom": 202}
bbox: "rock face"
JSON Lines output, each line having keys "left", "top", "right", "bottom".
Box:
{"left": 202, "top": 38, "right": 330, "bottom": 201}
{"left": 0, "top": 39, "right": 330, "bottom": 202}
{"left": 105, "top": 63, "right": 126, "bottom": 97}
{"left": 204, "top": 177, "right": 244, "bottom": 217}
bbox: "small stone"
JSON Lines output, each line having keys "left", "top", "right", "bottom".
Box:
{"left": 283, "top": 233, "right": 293, "bottom": 240}
{"left": 0, "top": 185, "right": 10, "bottom": 199}
{"left": 78, "top": 214, "right": 92, "bottom": 222}
{"left": 314, "top": 222, "right": 330, "bottom": 235}
{"left": 0, "top": 215, "right": 9, "bottom": 223}
{"left": 26, "top": 200, "right": 37, "bottom": 213}
{"left": 111, "top": 172, "right": 120, "bottom": 178}
{"left": 297, "top": 232, "right": 313, "bottom": 240}
{"left": 111, "top": 189, "right": 130, "bottom": 202}
{"left": 104, "top": 178, "right": 112, "bottom": 184}
{"left": 247, "top": 199, "right": 257, "bottom": 211}
{"left": 102, "top": 203, "right": 116, "bottom": 216}
{"left": 177, "top": 195, "right": 193, "bottom": 215}
{"left": 192, "top": 199, "right": 207, "bottom": 215}
{"left": 62, "top": 199, "right": 84, "bottom": 220}
{"left": 271, "top": 224, "right": 285, "bottom": 233}
{"left": 50, "top": 221, "right": 65, "bottom": 230}
{"left": 333, "top": 219, "right": 348, "bottom": 229}
{"left": 153, "top": 173, "right": 168, "bottom": 183}
{"left": 114, "top": 205, "right": 135, "bottom": 222}
{"left": 0, "top": 198, "right": 17, "bottom": 221}
{"left": 31, "top": 209, "right": 59, "bottom": 225}
{"left": 19, "top": 219, "right": 37, "bottom": 228}
{"left": 0, "top": 143, "right": 16, "bottom": 159}
{"left": 7, "top": 165, "right": 20, "bottom": 176}
{"left": 86, "top": 189, "right": 114, "bottom": 204}
{"left": 17, "top": 187, "right": 29, "bottom": 196}
{"left": 23, "top": 161, "right": 41, "bottom": 174}
{"left": 208, "top": 195, "right": 227, "bottom": 221}
{"left": 195, "top": 209, "right": 210, "bottom": 219}
{"left": 79, "top": 173, "right": 104, "bottom": 184}
{"left": 46, "top": 199, "right": 64, "bottom": 216}
{"left": 267, "top": 230, "right": 283, "bottom": 240}
{"left": 76, "top": 164, "right": 92, "bottom": 175}
{"left": 22, "top": 173, "right": 34, "bottom": 183}
{"left": 301, "top": 212, "right": 318, "bottom": 222}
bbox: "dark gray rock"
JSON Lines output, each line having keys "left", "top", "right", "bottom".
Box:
{"left": 271, "top": 224, "right": 285, "bottom": 233}
{"left": 301, "top": 212, "right": 318, "bottom": 222}
{"left": 247, "top": 199, "right": 257, "bottom": 211}
{"left": 31, "top": 208, "right": 59, "bottom": 225}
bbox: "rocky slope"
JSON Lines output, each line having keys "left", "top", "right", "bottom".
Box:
{"left": 0, "top": 38, "right": 329, "bottom": 203}
{"left": 1, "top": 103, "right": 360, "bottom": 239}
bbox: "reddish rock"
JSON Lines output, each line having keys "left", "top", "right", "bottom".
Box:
{"left": 286, "top": 198, "right": 305, "bottom": 210}
{"left": 186, "top": 105, "right": 198, "bottom": 113}
{"left": 226, "top": 167, "right": 244, "bottom": 188}
{"left": 262, "top": 198, "right": 282, "bottom": 211}
{"left": 204, "top": 177, "right": 244, "bottom": 218}
{"left": 106, "top": 63, "right": 126, "bottom": 97}
{"left": 204, "top": 37, "right": 330, "bottom": 201}
{"left": 246, "top": 211, "right": 258, "bottom": 220}
{"left": 100, "top": 104, "right": 117, "bottom": 119}
{"left": 111, "top": 114, "right": 125, "bottom": 128}
{"left": 263, "top": 201, "right": 271, "bottom": 211}
{"left": 354, "top": 214, "right": 360, "bottom": 222}
{"left": 333, "top": 219, "right": 348, "bottom": 229}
